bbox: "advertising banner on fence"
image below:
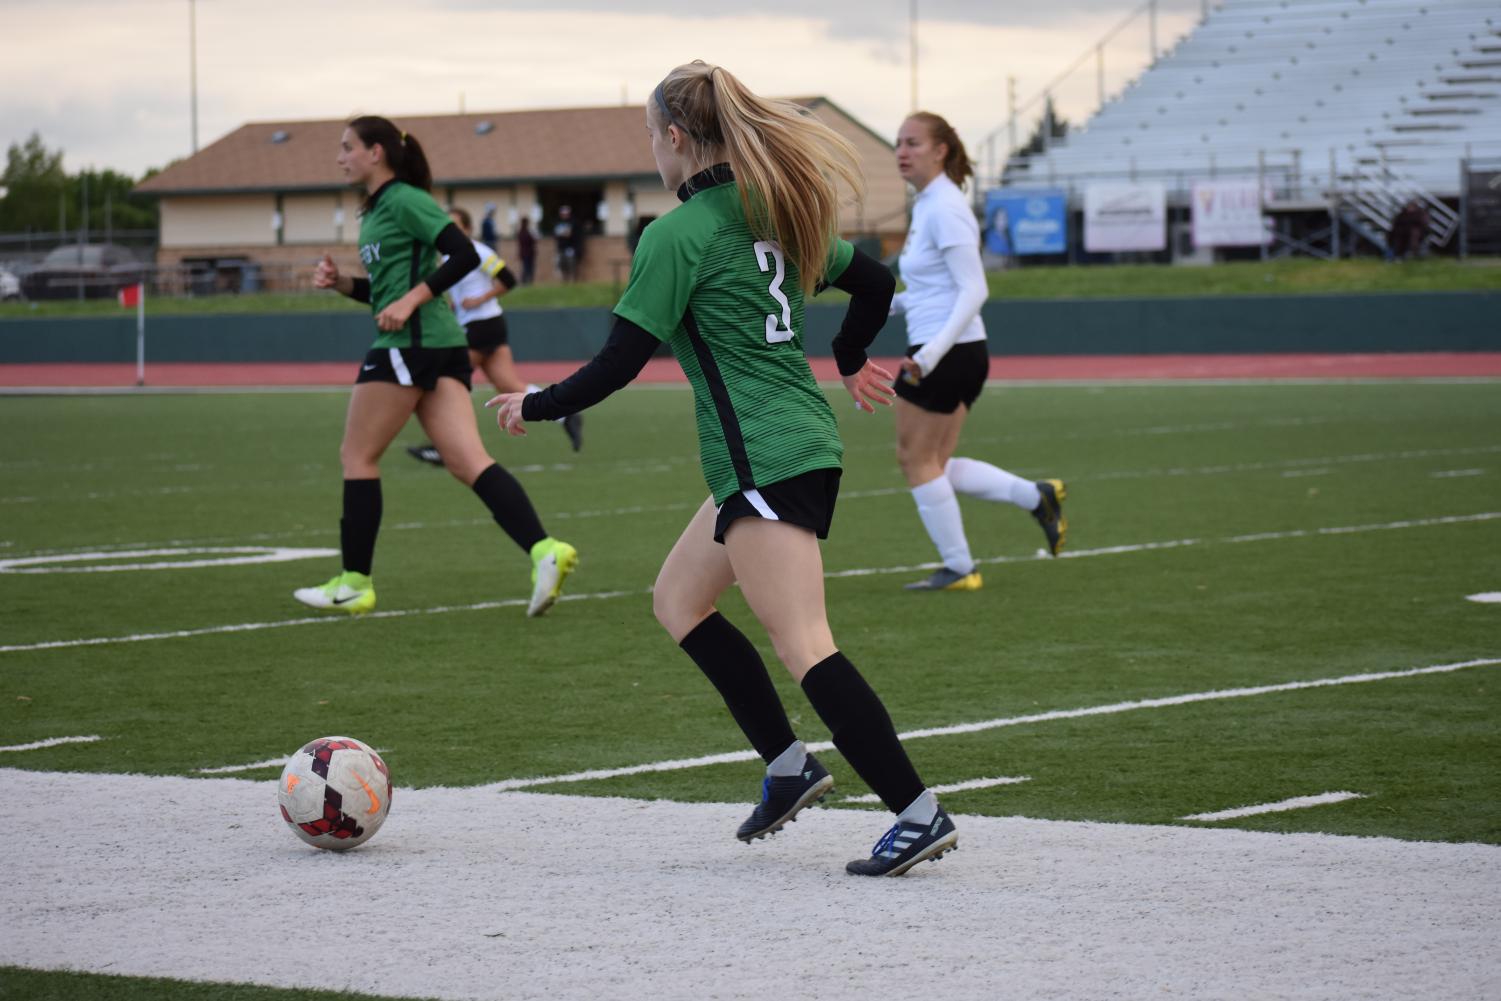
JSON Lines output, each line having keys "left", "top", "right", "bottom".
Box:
{"left": 1084, "top": 182, "right": 1166, "bottom": 253}
{"left": 1191, "top": 179, "right": 1268, "bottom": 247}
{"left": 984, "top": 190, "right": 1068, "bottom": 256}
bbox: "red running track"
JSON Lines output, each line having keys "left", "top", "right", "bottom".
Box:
{"left": 3, "top": 353, "right": 1501, "bottom": 388}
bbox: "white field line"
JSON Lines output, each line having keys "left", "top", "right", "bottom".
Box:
{"left": 1467, "top": 592, "right": 1501, "bottom": 604}
{"left": 0, "top": 735, "right": 102, "bottom": 753}
{"left": 841, "top": 775, "right": 1032, "bottom": 804}
{"left": 1182, "top": 792, "right": 1368, "bottom": 822}
{"left": 4, "top": 513, "right": 1498, "bottom": 655}
{"left": 1432, "top": 468, "right": 1486, "bottom": 478}
{"left": 0, "top": 547, "right": 337, "bottom": 574}
{"left": 195, "top": 756, "right": 293, "bottom": 775}
{"left": 476, "top": 657, "right": 1501, "bottom": 793}
{"left": 7, "top": 441, "right": 1501, "bottom": 550}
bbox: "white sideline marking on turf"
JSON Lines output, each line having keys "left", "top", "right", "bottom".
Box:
{"left": 0, "top": 547, "right": 338, "bottom": 574}
{"left": 483, "top": 658, "right": 1501, "bottom": 792}
{"left": 5, "top": 513, "right": 1499, "bottom": 655}
{"left": 196, "top": 756, "right": 291, "bottom": 775}
{"left": 0, "top": 735, "right": 101, "bottom": 753}
{"left": 1432, "top": 468, "right": 1485, "bottom": 478}
{"left": 1467, "top": 592, "right": 1501, "bottom": 605}
{"left": 1183, "top": 792, "right": 1368, "bottom": 823}
{"left": 11, "top": 444, "right": 1501, "bottom": 558}
{"left": 841, "top": 775, "right": 1031, "bottom": 804}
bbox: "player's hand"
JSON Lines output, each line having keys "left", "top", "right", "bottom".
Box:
{"left": 460, "top": 295, "right": 487, "bottom": 310}
{"left": 484, "top": 391, "right": 529, "bottom": 437}
{"left": 898, "top": 357, "right": 922, "bottom": 386}
{"left": 375, "top": 294, "right": 416, "bottom": 332}
{"left": 313, "top": 255, "right": 340, "bottom": 290}
{"left": 843, "top": 360, "right": 896, "bottom": 414}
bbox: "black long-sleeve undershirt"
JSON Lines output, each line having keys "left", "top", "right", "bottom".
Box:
{"left": 349, "top": 277, "right": 371, "bottom": 304}
{"left": 426, "top": 223, "right": 479, "bottom": 298}
{"left": 824, "top": 247, "right": 895, "bottom": 377}
{"left": 521, "top": 317, "right": 660, "bottom": 421}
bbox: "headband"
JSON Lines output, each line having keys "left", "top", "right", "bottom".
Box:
{"left": 653, "top": 80, "right": 718, "bottom": 145}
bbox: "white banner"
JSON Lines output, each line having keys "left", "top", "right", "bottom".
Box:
{"left": 1191, "top": 180, "right": 1268, "bottom": 247}
{"left": 1084, "top": 182, "right": 1166, "bottom": 253}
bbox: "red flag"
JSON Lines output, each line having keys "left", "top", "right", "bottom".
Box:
{"left": 118, "top": 283, "right": 142, "bottom": 308}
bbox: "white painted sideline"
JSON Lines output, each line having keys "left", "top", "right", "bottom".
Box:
{"left": 841, "top": 775, "right": 1031, "bottom": 804}
{"left": 0, "top": 547, "right": 338, "bottom": 574}
{"left": 478, "top": 657, "right": 1501, "bottom": 792}
{"left": 3, "top": 769, "right": 1497, "bottom": 1001}
{"left": 0, "top": 735, "right": 101, "bottom": 753}
{"left": 3, "top": 511, "right": 1497, "bottom": 655}
{"left": 1183, "top": 792, "right": 1368, "bottom": 823}
{"left": 1468, "top": 592, "right": 1501, "bottom": 605}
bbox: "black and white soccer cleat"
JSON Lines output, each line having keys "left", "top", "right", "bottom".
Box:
{"left": 736, "top": 755, "right": 834, "bottom": 842}
{"left": 846, "top": 807, "right": 958, "bottom": 877}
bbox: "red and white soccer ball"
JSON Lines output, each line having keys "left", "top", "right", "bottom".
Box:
{"left": 277, "top": 736, "right": 392, "bottom": 851}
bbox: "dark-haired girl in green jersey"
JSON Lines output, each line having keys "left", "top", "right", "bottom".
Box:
{"left": 297, "top": 115, "right": 576, "bottom": 618}
{"left": 490, "top": 63, "right": 958, "bottom": 876}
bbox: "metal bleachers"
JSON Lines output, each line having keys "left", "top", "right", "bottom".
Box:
{"left": 1012, "top": 0, "right": 1501, "bottom": 214}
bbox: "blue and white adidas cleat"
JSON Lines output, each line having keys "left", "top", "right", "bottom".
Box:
{"left": 736, "top": 754, "right": 834, "bottom": 842}
{"left": 846, "top": 806, "right": 958, "bottom": 876}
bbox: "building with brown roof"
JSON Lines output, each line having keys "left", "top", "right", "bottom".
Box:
{"left": 135, "top": 99, "right": 907, "bottom": 290}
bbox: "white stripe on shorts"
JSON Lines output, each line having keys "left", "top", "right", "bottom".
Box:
{"left": 742, "top": 489, "right": 780, "bottom": 522}
{"left": 388, "top": 348, "right": 414, "bottom": 387}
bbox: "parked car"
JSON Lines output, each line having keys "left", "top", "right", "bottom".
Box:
{"left": 19, "top": 244, "right": 148, "bottom": 300}
{"left": 0, "top": 266, "right": 19, "bottom": 301}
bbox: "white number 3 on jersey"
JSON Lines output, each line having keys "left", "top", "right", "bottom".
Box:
{"left": 753, "top": 241, "right": 794, "bottom": 344}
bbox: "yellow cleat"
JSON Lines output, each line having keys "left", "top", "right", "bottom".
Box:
{"left": 904, "top": 568, "right": 983, "bottom": 591}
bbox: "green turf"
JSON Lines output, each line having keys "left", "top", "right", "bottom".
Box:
{"left": 0, "top": 966, "right": 436, "bottom": 1001}
{"left": 3, "top": 257, "right": 1498, "bottom": 318}
{"left": 4, "top": 379, "right": 1498, "bottom": 1000}
{"left": 1, "top": 381, "right": 1498, "bottom": 839}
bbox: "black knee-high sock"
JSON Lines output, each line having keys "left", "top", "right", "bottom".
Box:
{"left": 801, "top": 652, "right": 924, "bottom": 813}
{"left": 471, "top": 463, "right": 547, "bottom": 554}
{"left": 340, "top": 478, "right": 382, "bottom": 576}
{"left": 680, "top": 612, "right": 798, "bottom": 764}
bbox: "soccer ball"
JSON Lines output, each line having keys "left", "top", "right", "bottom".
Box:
{"left": 277, "top": 736, "right": 392, "bottom": 851}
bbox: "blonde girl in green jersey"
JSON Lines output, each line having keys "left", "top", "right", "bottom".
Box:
{"left": 489, "top": 63, "right": 958, "bottom": 876}
{"left": 298, "top": 115, "right": 576, "bottom": 618}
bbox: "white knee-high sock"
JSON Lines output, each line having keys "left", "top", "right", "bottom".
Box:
{"left": 946, "top": 456, "right": 1041, "bottom": 511}
{"left": 911, "top": 475, "right": 974, "bottom": 575}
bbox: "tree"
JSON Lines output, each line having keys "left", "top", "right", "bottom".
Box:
{"left": 0, "top": 132, "right": 159, "bottom": 236}
{"left": 0, "top": 132, "right": 67, "bottom": 232}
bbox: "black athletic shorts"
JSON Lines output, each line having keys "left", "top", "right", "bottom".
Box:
{"left": 465, "top": 315, "right": 510, "bottom": 355}
{"left": 892, "top": 340, "right": 989, "bottom": 414}
{"left": 354, "top": 346, "right": 473, "bottom": 391}
{"left": 714, "top": 467, "right": 842, "bottom": 544}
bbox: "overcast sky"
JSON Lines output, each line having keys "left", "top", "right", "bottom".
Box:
{"left": 1, "top": 0, "right": 1204, "bottom": 179}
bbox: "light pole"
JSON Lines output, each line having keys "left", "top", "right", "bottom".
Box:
{"left": 189, "top": 0, "right": 199, "bottom": 153}
{"left": 909, "top": 0, "right": 918, "bottom": 110}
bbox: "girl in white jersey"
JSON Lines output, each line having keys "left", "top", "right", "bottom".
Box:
{"left": 891, "top": 111, "right": 1067, "bottom": 591}
{"left": 407, "top": 207, "right": 581, "bottom": 466}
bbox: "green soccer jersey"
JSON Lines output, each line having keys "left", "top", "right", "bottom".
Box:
{"left": 356, "top": 181, "right": 466, "bottom": 350}
{"left": 613, "top": 174, "right": 855, "bottom": 505}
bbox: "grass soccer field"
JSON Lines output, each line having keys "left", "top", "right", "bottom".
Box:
{"left": 2, "top": 377, "right": 1499, "bottom": 999}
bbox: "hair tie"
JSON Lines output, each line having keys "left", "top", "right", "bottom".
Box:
{"left": 399, "top": 131, "right": 407, "bottom": 145}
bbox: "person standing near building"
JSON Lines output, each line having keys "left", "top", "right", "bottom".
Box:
{"left": 406, "top": 205, "right": 582, "bottom": 464}
{"left": 300, "top": 115, "right": 578, "bottom": 618}
{"left": 479, "top": 202, "right": 499, "bottom": 251}
{"left": 517, "top": 216, "right": 537, "bottom": 285}
{"left": 490, "top": 61, "right": 959, "bottom": 877}
{"left": 890, "top": 111, "right": 1066, "bottom": 591}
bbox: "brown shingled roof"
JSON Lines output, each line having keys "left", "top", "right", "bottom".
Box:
{"left": 136, "top": 105, "right": 666, "bottom": 195}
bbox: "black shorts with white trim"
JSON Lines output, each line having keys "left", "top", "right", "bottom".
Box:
{"left": 893, "top": 340, "right": 988, "bottom": 414}
{"left": 713, "top": 467, "right": 842, "bottom": 545}
{"left": 355, "top": 346, "right": 473, "bottom": 391}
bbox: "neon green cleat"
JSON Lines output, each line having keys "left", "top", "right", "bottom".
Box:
{"left": 527, "top": 538, "right": 578, "bottom": 617}
{"left": 293, "top": 571, "right": 376, "bottom": 614}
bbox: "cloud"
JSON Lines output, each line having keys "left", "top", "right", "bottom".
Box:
{"left": 1, "top": 0, "right": 1202, "bottom": 178}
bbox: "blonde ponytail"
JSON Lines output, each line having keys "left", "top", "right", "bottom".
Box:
{"left": 653, "top": 61, "right": 863, "bottom": 296}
